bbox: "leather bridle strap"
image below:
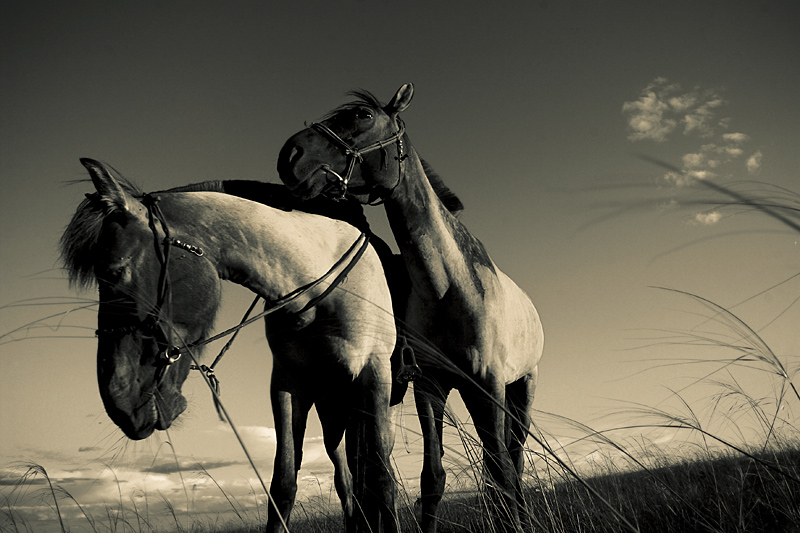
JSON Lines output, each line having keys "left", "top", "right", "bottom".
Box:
{"left": 183, "top": 231, "right": 371, "bottom": 353}
{"left": 308, "top": 120, "right": 405, "bottom": 200}
{"left": 186, "top": 231, "right": 370, "bottom": 421}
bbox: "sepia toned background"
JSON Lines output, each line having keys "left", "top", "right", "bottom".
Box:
{"left": 2, "top": 1, "right": 798, "bottom": 529}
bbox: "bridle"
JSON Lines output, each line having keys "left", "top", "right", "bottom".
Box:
{"left": 95, "top": 193, "right": 197, "bottom": 384}
{"left": 95, "top": 193, "right": 371, "bottom": 390}
{"left": 306, "top": 118, "right": 406, "bottom": 203}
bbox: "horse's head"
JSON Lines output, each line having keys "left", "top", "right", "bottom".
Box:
{"left": 63, "top": 159, "right": 221, "bottom": 440}
{"left": 278, "top": 84, "right": 414, "bottom": 204}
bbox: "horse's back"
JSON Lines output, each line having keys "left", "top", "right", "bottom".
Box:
{"left": 185, "top": 192, "right": 396, "bottom": 378}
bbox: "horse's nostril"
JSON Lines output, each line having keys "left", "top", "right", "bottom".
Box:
{"left": 278, "top": 144, "right": 303, "bottom": 175}
{"left": 288, "top": 145, "right": 302, "bottom": 164}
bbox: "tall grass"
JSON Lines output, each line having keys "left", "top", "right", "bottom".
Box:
{"left": 4, "top": 179, "right": 800, "bottom": 532}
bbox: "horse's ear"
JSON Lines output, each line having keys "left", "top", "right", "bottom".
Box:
{"left": 386, "top": 83, "right": 414, "bottom": 115}
{"left": 81, "top": 158, "right": 130, "bottom": 211}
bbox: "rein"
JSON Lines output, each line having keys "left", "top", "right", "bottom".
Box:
{"left": 96, "top": 193, "right": 372, "bottom": 396}
{"left": 307, "top": 119, "right": 406, "bottom": 202}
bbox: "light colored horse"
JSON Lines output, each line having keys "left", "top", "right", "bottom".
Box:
{"left": 60, "top": 159, "right": 400, "bottom": 532}
{"left": 277, "top": 85, "right": 545, "bottom": 532}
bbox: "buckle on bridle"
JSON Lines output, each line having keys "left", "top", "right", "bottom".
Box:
{"left": 159, "top": 345, "right": 183, "bottom": 366}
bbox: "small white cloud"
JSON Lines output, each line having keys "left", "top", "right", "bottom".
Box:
{"left": 687, "top": 170, "right": 714, "bottom": 181}
{"left": 682, "top": 96, "right": 726, "bottom": 137}
{"left": 723, "top": 132, "right": 750, "bottom": 143}
{"left": 240, "top": 426, "right": 277, "bottom": 443}
{"left": 664, "top": 171, "right": 695, "bottom": 188}
{"left": 622, "top": 90, "right": 676, "bottom": 142}
{"left": 663, "top": 169, "right": 714, "bottom": 188}
{"left": 746, "top": 151, "right": 763, "bottom": 174}
{"left": 693, "top": 212, "right": 722, "bottom": 225}
{"left": 724, "top": 147, "right": 743, "bottom": 157}
{"left": 682, "top": 153, "right": 704, "bottom": 168}
{"left": 668, "top": 94, "right": 697, "bottom": 111}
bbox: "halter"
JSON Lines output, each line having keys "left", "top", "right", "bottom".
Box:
{"left": 307, "top": 119, "right": 406, "bottom": 202}
{"left": 96, "top": 193, "right": 371, "bottom": 390}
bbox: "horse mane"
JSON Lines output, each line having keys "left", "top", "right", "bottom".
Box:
{"left": 420, "top": 159, "right": 464, "bottom": 216}
{"left": 324, "top": 89, "right": 384, "bottom": 119}
{"left": 60, "top": 174, "right": 144, "bottom": 290}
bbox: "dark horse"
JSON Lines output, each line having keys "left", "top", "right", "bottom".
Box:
{"left": 60, "top": 159, "right": 400, "bottom": 532}
{"left": 278, "top": 85, "right": 544, "bottom": 532}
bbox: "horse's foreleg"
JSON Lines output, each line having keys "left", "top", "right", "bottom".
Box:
{"left": 414, "top": 379, "right": 450, "bottom": 533}
{"left": 266, "top": 385, "right": 311, "bottom": 533}
{"left": 346, "top": 363, "right": 400, "bottom": 533}
{"left": 365, "top": 365, "right": 400, "bottom": 533}
{"left": 317, "top": 397, "right": 356, "bottom": 532}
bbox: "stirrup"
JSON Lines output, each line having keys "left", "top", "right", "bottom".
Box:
{"left": 396, "top": 336, "right": 422, "bottom": 383}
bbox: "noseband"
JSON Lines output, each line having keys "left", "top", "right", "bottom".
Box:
{"left": 307, "top": 119, "right": 406, "bottom": 202}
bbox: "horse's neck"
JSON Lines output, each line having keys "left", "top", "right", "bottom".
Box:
{"left": 167, "top": 193, "right": 355, "bottom": 302}
{"left": 385, "top": 149, "right": 472, "bottom": 300}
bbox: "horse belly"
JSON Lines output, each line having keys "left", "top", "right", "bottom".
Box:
{"left": 491, "top": 269, "right": 543, "bottom": 382}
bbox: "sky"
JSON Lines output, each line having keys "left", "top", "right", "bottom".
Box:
{"left": 2, "top": 0, "right": 799, "bottom": 530}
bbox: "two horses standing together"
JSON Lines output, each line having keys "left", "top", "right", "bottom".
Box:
{"left": 61, "top": 84, "right": 543, "bottom": 532}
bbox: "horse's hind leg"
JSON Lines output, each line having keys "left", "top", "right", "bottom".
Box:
{"left": 462, "top": 379, "right": 521, "bottom": 532}
{"left": 266, "top": 384, "right": 312, "bottom": 533}
{"left": 505, "top": 368, "right": 537, "bottom": 515}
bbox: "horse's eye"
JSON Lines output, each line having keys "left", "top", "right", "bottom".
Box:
{"left": 355, "top": 108, "right": 374, "bottom": 120}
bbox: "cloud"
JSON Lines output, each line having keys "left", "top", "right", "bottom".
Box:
{"left": 693, "top": 212, "right": 722, "bottom": 225}
{"left": 659, "top": 132, "right": 753, "bottom": 188}
{"left": 622, "top": 85, "right": 677, "bottom": 142}
{"left": 240, "top": 425, "right": 277, "bottom": 443}
{"left": 723, "top": 132, "right": 750, "bottom": 143}
{"left": 623, "top": 78, "right": 727, "bottom": 142}
{"left": 682, "top": 153, "right": 705, "bottom": 168}
{"left": 668, "top": 170, "right": 714, "bottom": 187}
{"left": 667, "top": 94, "right": 697, "bottom": 112}
{"left": 147, "top": 459, "right": 243, "bottom": 475}
{"left": 724, "top": 147, "right": 743, "bottom": 157}
{"left": 687, "top": 170, "right": 714, "bottom": 181}
{"left": 664, "top": 171, "right": 695, "bottom": 188}
{"left": 0, "top": 467, "right": 49, "bottom": 486}
{"left": 747, "top": 151, "right": 763, "bottom": 174}
{"left": 683, "top": 98, "right": 725, "bottom": 137}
